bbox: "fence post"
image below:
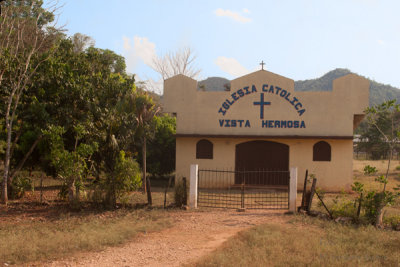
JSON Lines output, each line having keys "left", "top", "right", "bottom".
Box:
{"left": 189, "top": 164, "right": 198, "bottom": 209}
{"left": 289, "top": 167, "right": 298, "bottom": 213}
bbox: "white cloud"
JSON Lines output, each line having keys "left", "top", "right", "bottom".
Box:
{"left": 122, "top": 35, "right": 157, "bottom": 72}
{"left": 214, "top": 8, "right": 252, "bottom": 23}
{"left": 377, "top": 39, "right": 385, "bottom": 45}
{"left": 215, "top": 56, "right": 250, "bottom": 77}
{"left": 243, "top": 8, "right": 250, "bottom": 14}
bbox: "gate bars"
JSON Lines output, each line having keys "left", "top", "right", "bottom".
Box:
{"left": 197, "top": 169, "right": 290, "bottom": 210}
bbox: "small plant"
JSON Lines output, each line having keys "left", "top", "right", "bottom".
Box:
{"left": 349, "top": 165, "right": 400, "bottom": 226}
{"left": 329, "top": 194, "right": 357, "bottom": 219}
{"left": 383, "top": 214, "right": 400, "bottom": 229}
{"left": 363, "top": 165, "right": 377, "bottom": 175}
{"left": 395, "top": 165, "right": 400, "bottom": 171}
{"left": 174, "top": 179, "right": 187, "bottom": 207}
{"left": 9, "top": 175, "right": 33, "bottom": 199}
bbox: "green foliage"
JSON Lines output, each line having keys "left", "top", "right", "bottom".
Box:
{"left": 359, "top": 100, "right": 400, "bottom": 159}
{"left": 9, "top": 175, "right": 33, "bottom": 200}
{"left": 146, "top": 114, "right": 176, "bottom": 177}
{"left": 352, "top": 165, "right": 400, "bottom": 224}
{"left": 0, "top": 174, "right": 33, "bottom": 200}
{"left": 383, "top": 214, "right": 400, "bottom": 229}
{"left": 112, "top": 150, "right": 142, "bottom": 196}
{"left": 91, "top": 150, "right": 142, "bottom": 207}
{"left": 363, "top": 165, "right": 377, "bottom": 176}
{"left": 43, "top": 125, "right": 97, "bottom": 204}
{"left": 351, "top": 181, "right": 364, "bottom": 194}
{"left": 329, "top": 197, "right": 357, "bottom": 219}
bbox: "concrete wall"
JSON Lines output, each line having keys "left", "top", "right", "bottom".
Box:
{"left": 164, "top": 69, "right": 369, "bottom": 191}
{"left": 176, "top": 137, "right": 353, "bottom": 191}
{"left": 164, "top": 71, "right": 369, "bottom": 137}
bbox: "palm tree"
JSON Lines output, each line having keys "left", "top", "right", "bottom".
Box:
{"left": 135, "top": 91, "right": 160, "bottom": 204}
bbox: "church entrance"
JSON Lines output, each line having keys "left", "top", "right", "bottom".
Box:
{"left": 235, "top": 140, "right": 289, "bottom": 185}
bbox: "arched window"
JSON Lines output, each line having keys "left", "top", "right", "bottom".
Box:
{"left": 196, "top": 139, "right": 213, "bottom": 159}
{"left": 313, "top": 141, "right": 331, "bottom": 161}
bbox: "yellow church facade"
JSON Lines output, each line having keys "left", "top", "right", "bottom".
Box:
{"left": 163, "top": 70, "right": 369, "bottom": 191}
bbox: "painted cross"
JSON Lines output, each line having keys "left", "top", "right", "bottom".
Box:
{"left": 253, "top": 93, "right": 271, "bottom": 119}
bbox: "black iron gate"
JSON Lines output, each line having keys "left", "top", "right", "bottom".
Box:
{"left": 197, "top": 169, "right": 289, "bottom": 210}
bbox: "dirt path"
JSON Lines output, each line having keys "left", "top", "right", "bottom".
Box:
{"left": 38, "top": 210, "right": 287, "bottom": 267}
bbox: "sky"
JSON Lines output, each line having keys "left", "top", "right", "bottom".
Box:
{"left": 48, "top": 0, "right": 400, "bottom": 94}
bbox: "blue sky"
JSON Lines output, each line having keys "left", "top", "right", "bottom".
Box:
{"left": 49, "top": 0, "right": 400, "bottom": 93}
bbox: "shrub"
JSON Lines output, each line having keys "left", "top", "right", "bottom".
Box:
{"left": 174, "top": 179, "right": 187, "bottom": 207}
{"left": 92, "top": 150, "right": 142, "bottom": 208}
{"left": 383, "top": 214, "right": 400, "bottom": 229}
{"left": 329, "top": 194, "right": 357, "bottom": 219}
{"left": 9, "top": 175, "right": 33, "bottom": 199}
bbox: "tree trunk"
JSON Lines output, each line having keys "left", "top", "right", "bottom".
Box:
{"left": 75, "top": 184, "right": 80, "bottom": 203}
{"left": 1, "top": 117, "right": 13, "bottom": 204}
{"left": 375, "top": 205, "right": 385, "bottom": 228}
{"left": 143, "top": 136, "right": 147, "bottom": 193}
{"left": 68, "top": 178, "right": 75, "bottom": 206}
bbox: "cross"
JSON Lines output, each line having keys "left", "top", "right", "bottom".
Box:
{"left": 260, "top": 60, "right": 265, "bottom": 70}
{"left": 253, "top": 93, "right": 270, "bottom": 119}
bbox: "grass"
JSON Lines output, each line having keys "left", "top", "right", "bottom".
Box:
{"left": 353, "top": 159, "right": 400, "bottom": 191}
{"left": 308, "top": 160, "right": 400, "bottom": 222}
{"left": 0, "top": 209, "right": 172, "bottom": 265}
{"left": 194, "top": 215, "right": 400, "bottom": 267}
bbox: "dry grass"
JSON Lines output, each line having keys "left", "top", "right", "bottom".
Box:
{"left": 194, "top": 215, "right": 400, "bottom": 267}
{"left": 353, "top": 160, "right": 400, "bottom": 191}
{"left": 0, "top": 209, "right": 172, "bottom": 265}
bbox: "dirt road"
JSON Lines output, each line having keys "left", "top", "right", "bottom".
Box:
{"left": 38, "top": 209, "right": 287, "bottom": 267}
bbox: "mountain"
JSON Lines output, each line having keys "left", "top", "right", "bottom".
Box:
{"left": 198, "top": 69, "right": 400, "bottom": 106}
{"left": 198, "top": 77, "right": 230, "bottom": 91}
{"left": 294, "top": 68, "right": 400, "bottom": 106}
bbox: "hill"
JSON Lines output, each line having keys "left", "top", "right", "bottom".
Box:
{"left": 198, "top": 69, "right": 400, "bottom": 106}
{"left": 294, "top": 68, "right": 400, "bottom": 106}
{"left": 198, "top": 77, "right": 230, "bottom": 91}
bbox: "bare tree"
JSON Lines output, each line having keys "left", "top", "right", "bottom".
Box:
{"left": 72, "top": 32, "right": 95, "bottom": 53}
{"left": 151, "top": 47, "right": 201, "bottom": 81}
{"left": 0, "top": 0, "right": 61, "bottom": 204}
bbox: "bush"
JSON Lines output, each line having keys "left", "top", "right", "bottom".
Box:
{"left": 9, "top": 175, "right": 33, "bottom": 199}
{"left": 329, "top": 194, "right": 357, "bottom": 219}
{"left": 91, "top": 151, "right": 142, "bottom": 208}
{"left": 383, "top": 214, "right": 400, "bottom": 229}
{"left": 174, "top": 178, "right": 187, "bottom": 207}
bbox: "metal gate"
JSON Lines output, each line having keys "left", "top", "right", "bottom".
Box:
{"left": 197, "top": 169, "right": 289, "bottom": 210}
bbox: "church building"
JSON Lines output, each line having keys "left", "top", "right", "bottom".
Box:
{"left": 163, "top": 68, "right": 369, "bottom": 190}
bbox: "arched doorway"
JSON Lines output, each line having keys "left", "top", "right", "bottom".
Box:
{"left": 235, "top": 140, "right": 289, "bottom": 185}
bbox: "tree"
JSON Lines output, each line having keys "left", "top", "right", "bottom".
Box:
{"left": 151, "top": 47, "right": 200, "bottom": 81}
{"left": 43, "top": 125, "right": 97, "bottom": 206}
{"left": 357, "top": 110, "right": 399, "bottom": 159}
{"left": 134, "top": 91, "right": 160, "bottom": 203}
{"left": 72, "top": 33, "right": 95, "bottom": 53}
{"left": 0, "top": 0, "right": 60, "bottom": 204}
{"left": 364, "top": 100, "right": 400, "bottom": 227}
{"left": 146, "top": 114, "right": 176, "bottom": 177}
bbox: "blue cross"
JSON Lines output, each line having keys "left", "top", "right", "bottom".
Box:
{"left": 253, "top": 93, "right": 271, "bottom": 119}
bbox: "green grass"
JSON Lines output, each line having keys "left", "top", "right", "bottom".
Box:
{"left": 0, "top": 209, "right": 172, "bottom": 265}
{"left": 194, "top": 215, "right": 400, "bottom": 267}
